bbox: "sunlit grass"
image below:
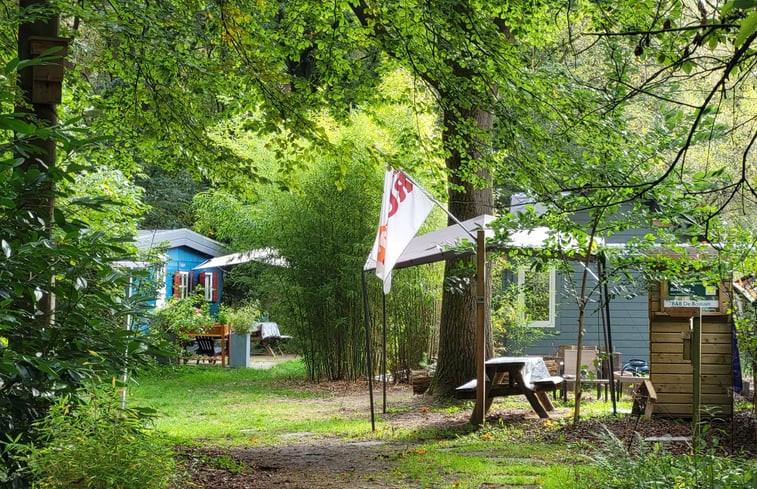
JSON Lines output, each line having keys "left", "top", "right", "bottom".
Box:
{"left": 130, "top": 359, "right": 378, "bottom": 444}
{"left": 384, "top": 435, "right": 595, "bottom": 488}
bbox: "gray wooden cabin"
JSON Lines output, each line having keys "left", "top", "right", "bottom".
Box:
{"left": 509, "top": 194, "right": 652, "bottom": 364}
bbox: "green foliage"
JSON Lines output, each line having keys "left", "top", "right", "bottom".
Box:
{"left": 150, "top": 292, "right": 213, "bottom": 341}
{"left": 264, "top": 157, "right": 382, "bottom": 380}
{"left": 0, "top": 69, "right": 156, "bottom": 486}
{"left": 384, "top": 264, "right": 443, "bottom": 373}
{"left": 190, "top": 84, "right": 445, "bottom": 381}
{"left": 8, "top": 386, "right": 181, "bottom": 489}
{"left": 136, "top": 165, "right": 208, "bottom": 230}
{"left": 58, "top": 166, "right": 148, "bottom": 238}
{"left": 591, "top": 426, "right": 757, "bottom": 489}
{"left": 491, "top": 258, "right": 553, "bottom": 356}
{"left": 227, "top": 302, "right": 262, "bottom": 334}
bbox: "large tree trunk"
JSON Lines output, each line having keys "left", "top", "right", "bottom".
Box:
{"left": 430, "top": 107, "right": 494, "bottom": 397}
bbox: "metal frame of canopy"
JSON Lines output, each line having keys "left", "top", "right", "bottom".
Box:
{"left": 361, "top": 214, "right": 617, "bottom": 428}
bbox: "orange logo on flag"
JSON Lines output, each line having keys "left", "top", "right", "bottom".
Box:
{"left": 377, "top": 225, "right": 387, "bottom": 264}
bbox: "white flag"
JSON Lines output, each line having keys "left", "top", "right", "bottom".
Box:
{"left": 368, "top": 169, "right": 435, "bottom": 294}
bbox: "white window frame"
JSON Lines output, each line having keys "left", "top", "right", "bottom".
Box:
{"left": 178, "top": 271, "right": 190, "bottom": 299}
{"left": 203, "top": 272, "right": 215, "bottom": 302}
{"left": 155, "top": 265, "right": 167, "bottom": 308}
{"left": 517, "top": 266, "right": 556, "bottom": 328}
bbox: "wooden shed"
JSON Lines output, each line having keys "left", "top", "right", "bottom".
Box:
{"left": 648, "top": 281, "right": 734, "bottom": 418}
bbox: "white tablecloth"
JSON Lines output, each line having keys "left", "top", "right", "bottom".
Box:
{"left": 255, "top": 322, "right": 281, "bottom": 339}
{"left": 485, "top": 357, "right": 551, "bottom": 390}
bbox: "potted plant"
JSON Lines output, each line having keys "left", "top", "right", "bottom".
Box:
{"left": 227, "top": 302, "right": 261, "bottom": 368}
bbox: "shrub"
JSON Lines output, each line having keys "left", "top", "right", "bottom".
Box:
{"left": 10, "top": 386, "right": 182, "bottom": 489}
{"left": 591, "top": 426, "right": 756, "bottom": 489}
{"left": 151, "top": 291, "right": 213, "bottom": 341}
{"left": 227, "top": 302, "right": 262, "bottom": 334}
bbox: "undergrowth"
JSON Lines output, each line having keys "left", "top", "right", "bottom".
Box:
{"left": 590, "top": 425, "right": 756, "bottom": 488}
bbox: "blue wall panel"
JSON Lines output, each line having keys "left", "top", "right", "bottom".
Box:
{"left": 163, "top": 246, "right": 224, "bottom": 314}
{"left": 526, "top": 262, "right": 650, "bottom": 363}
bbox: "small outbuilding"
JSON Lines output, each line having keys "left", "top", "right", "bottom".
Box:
{"left": 136, "top": 228, "right": 226, "bottom": 313}
{"left": 648, "top": 279, "right": 736, "bottom": 418}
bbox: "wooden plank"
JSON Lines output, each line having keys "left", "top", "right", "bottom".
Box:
{"left": 652, "top": 353, "right": 732, "bottom": 364}
{"left": 693, "top": 342, "right": 732, "bottom": 353}
{"left": 701, "top": 333, "right": 732, "bottom": 344}
{"left": 653, "top": 403, "right": 732, "bottom": 417}
{"left": 702, "top": 323, "right": 730, "bottom": 332}
{"left": 651, "top": 363, "right": 731, "bottom": 375}
{"left": 651, "top": 343, "right": 684, "bottom": 353}
{"left": 701, "top": 375, "right": 734, "bottom": 389}
{"left": 700, "top": 353, "right": 733, "bottom": 364}
{"left": 654, "top": 382, "right": 734, "bottom": 395}
{"left": 650, "top": 331, "right": 731, "bottom": 351}
{"left": 701, "top": 364, "right": 733, "bottom": 375}
{"left": 651, "top": 332, "right": 690, "bottom": 343}
{"left": 650, "top": 320, "right": 692, "bottom": 332}
{"left": 651, "top": 363, "right": 692, "bottom": 375}
{"left": 651, "top": 319, "right": 729, "bottom": 334}
{"left": 656, "top": 393, "right": 730, "bottom": 404}
{"left": 664, "top": 307, "right": 699, "bottom": 317}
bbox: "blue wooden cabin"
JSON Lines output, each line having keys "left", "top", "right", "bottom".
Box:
{"left": 136, "top": 229, "right": 226, "bottom": 315}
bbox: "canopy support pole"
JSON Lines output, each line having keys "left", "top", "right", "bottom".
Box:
{"left": 471, "top": 229, "right": 487, "bottom": 425}
{"left": 361, "top": 270, "right": 376, "bottom": 431}
{"left": 598, "top": 255, "right": 617, "bottom": 414}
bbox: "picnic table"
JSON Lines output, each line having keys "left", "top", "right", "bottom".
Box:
{"left": 251, "top": 322, "right": 291, "bottom": 356}
{"left": 455, "top": 356, "right": 563, "bottom": 420}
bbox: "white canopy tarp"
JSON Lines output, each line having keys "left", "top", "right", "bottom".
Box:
{"left": 363, "top": 214, "right": 593, "bottom": 272}
{"left": 193, "top": 248, "right": 288, "bottom": 270}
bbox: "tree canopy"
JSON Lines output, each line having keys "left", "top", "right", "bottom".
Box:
{"left": 3, "top": 5, "right": 757, "bottom": 482}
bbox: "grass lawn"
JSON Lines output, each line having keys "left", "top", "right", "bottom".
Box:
{"left": 129, "top": 359, "right": 753, "bottom": 489}
{"left": 129, "top": 358, "right": 378, "bottom": 444}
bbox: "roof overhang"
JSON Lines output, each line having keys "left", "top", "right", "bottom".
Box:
{"left": 734, "top": 276, "right": 757, "bottom": 303}
{"left": 193, "top": 248, "right": 288, "bottom": 270}
{"left": 136, "top": 228, "right": 226, "bottom": 257}
{"left": 363, "top": 214, "right": 597, "bottom": 272}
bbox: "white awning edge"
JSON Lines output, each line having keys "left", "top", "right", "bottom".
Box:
{"left": 193, "top": 248, "right": 289, "bottom": 270}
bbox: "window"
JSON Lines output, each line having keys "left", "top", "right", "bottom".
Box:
{"left": 172, "top": 270, "right": 191, "bottom": 299}
{"left": 203, "top": 272, "right": 214, "bottom": 302}
{"left": 197, "top": 271, "right": 219, "bottom": 302}
{"left": 517, "top": 266, "right": 556, "bottom": 327}
{"left": 179, "top": 271, "right": 190, "bottom": 298}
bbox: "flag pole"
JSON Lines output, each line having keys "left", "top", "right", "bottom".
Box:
{"left": 382, "top": 292, "right": 387, "bottom": 413}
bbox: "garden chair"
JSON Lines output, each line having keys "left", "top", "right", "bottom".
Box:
{"left": 560, "top": 349, "right": 610, "bottom": 401}
{"left": 194, "top": 336, "right": 222, "bottom": 364}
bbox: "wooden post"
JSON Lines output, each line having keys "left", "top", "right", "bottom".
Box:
{"left": 16, "top": 0, "right": 61, "bottom": 332}
{"left": 692, "top": 308, "right": 702, "bottom": 436}
{"left": 472, "top": 229, "right": 486, "bottom": 425}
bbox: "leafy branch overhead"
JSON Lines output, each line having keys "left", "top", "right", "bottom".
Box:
{"left": 576, "top": 0, "right": 757, "bottom": 224}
